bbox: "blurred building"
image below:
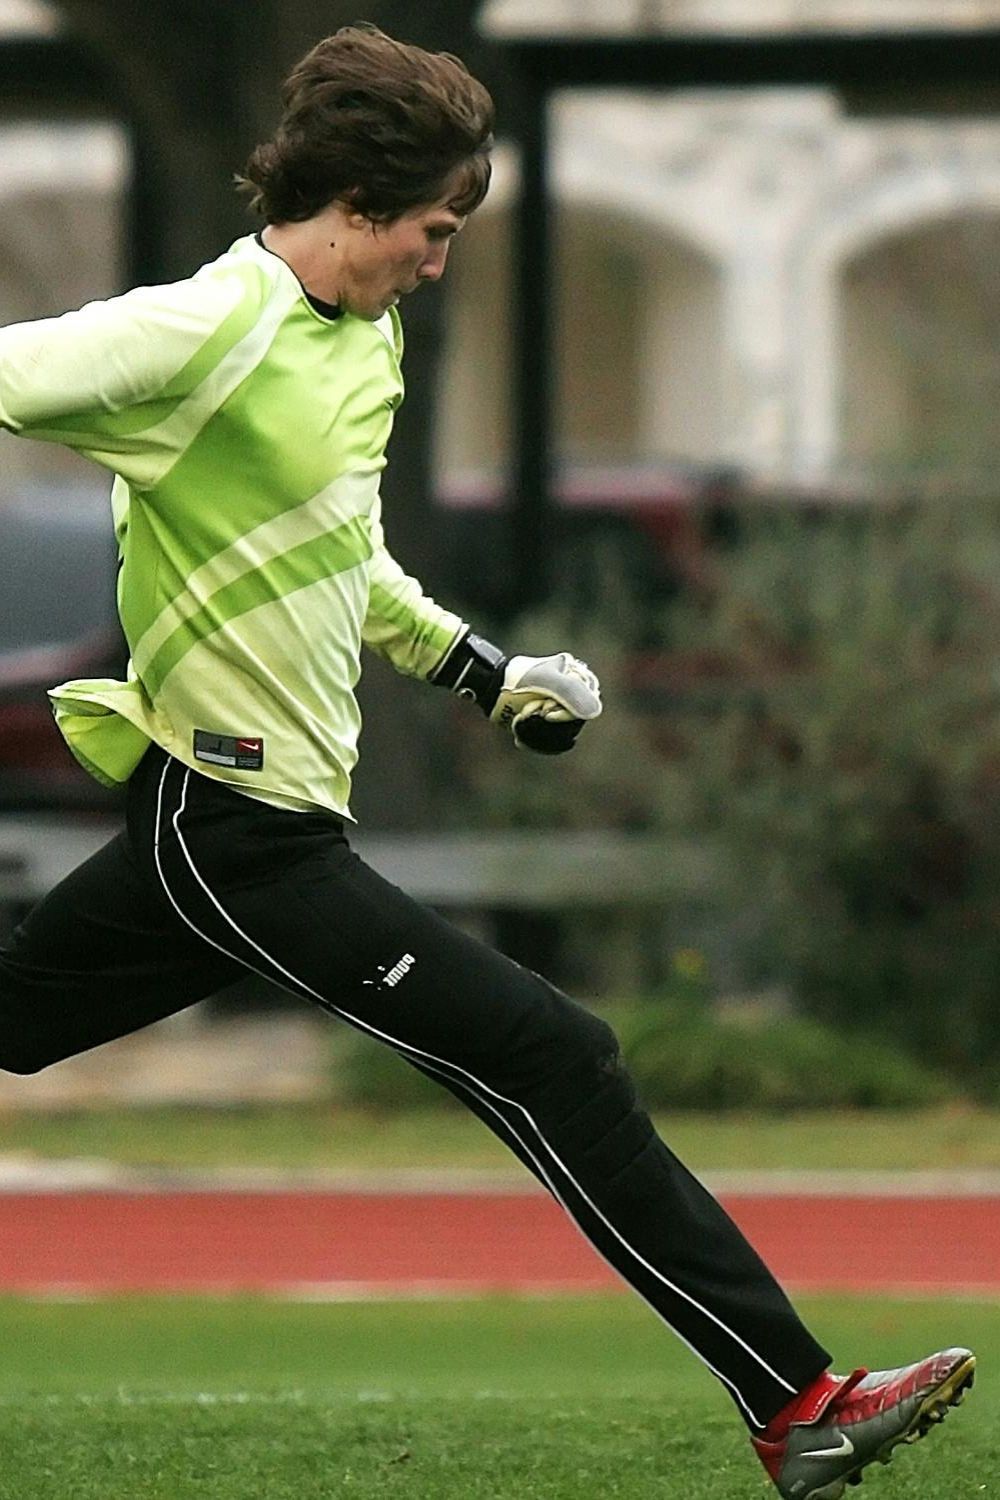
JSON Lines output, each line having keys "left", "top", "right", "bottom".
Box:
{"left": 482, "top": 0, "right": 1000, "bottom": 36}
{"left": 1, "top": 0, "right": 999, "bottom": 501}
{"left": 440, "top": 0, "right": 1000, "bottom": 497}
{"left": 0, "top": 0, "right": 127, "bottom": 496}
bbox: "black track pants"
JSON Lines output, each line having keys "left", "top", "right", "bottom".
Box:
{"left": 0, "top": 747, "right": 830, "bottom": 1427}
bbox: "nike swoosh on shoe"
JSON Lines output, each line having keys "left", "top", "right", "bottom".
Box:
{"left": 801, "top": 1433, "right": 854, "bottom": 1460}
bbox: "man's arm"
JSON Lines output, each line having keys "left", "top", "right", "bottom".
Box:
{"left": 361, "top": 501, "right": 468, "bottom": 677}
{"left": 363, "top": 504, "right": 601, "bottom": 755}
{"left": 0, "top": 265, "right": 263, "bottom": 484}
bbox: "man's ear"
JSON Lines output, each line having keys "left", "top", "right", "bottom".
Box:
{"left": 339, "top": 190, "right": 371, "bottom": 232}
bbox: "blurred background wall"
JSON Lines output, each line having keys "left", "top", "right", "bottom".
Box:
{"left": 4, "top": 2, "right": 999, "bottom": 534}
{"left": 437, "top": 94, "right": 1000, "bottom": 490}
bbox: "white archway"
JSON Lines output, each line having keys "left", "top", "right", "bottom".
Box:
{"left": 840, "top": 211, "right": 1000, "bottom": 474}
{"left": 824, "top": 167, "right": 1000, "bottom": 272}
{"left": 435, "top": 177, "right": 724, "bottom": 493}
{"left": 792, "top": 136, "right": 1000, "bottom": 479}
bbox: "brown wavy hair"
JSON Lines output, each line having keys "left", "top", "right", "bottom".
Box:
{"left": 237, "top": 24, "right": 494, "bottom": 224}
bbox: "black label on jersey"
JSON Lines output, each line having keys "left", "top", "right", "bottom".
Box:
{"left": 193, "top": 730, "right": 264, "bottom": 771}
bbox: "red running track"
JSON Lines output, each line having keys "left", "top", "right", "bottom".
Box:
{"left": 0, "top": 1191, "right": 997, "bottom": 1296}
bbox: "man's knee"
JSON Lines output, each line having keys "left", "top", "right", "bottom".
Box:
{"left": 524, "top": 981, "right": 626, "bottom": 1087}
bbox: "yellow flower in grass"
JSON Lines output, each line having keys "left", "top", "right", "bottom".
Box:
{"left": 672, "top": 948, "right": 708, "bottom": 982}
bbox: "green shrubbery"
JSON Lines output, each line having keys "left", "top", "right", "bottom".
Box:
{"left": 658, "top": 498, "right": 1000, "bottom": 1092}
{"left": 450, "top": 495, "right": 1000, "bottom": 1097}
{"left": 604, "top": 1000, "right": 951, "bottom": 1111}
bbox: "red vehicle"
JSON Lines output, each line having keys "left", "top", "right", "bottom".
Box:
{"left": 0, "top": 484, "right": 125, "bottom": 812}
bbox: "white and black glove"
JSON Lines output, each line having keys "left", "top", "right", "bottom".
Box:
{"left": 431, "top": 630, "right": 602, "bottom": 754}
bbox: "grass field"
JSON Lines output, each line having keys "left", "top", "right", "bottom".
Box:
{"left": 1, "top": 1106, "right": 994, "bottom": 1494}
{"left": 0, "top": 1294, "right": 992, "bottom": 1499}
{"left": 3, "top": 1103, "right": 1000, "bottom": 1172}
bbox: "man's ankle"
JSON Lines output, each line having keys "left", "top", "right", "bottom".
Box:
{"left": 758, "top": 1370, "right": 845, "bottom": 1443}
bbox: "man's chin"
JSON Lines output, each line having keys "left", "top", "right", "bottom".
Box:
{"left": 352, "top": 298, "right": 397, "bottom": 321}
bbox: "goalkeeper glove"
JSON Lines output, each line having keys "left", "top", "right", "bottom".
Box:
{"left": 430, "top": 630, "right": 602, "bottom": 754}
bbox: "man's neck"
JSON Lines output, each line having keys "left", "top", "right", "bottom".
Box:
{"left": 260, "top": 214, "right": 344, "bottom": 307}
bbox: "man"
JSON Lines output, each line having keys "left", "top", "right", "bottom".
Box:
{"left": 0, "top": 24, "right": 974, "bottom": 1498}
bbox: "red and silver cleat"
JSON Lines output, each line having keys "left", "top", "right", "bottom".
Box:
{"left": 752, "top": 1346, "right": 976, "bottom": 1499}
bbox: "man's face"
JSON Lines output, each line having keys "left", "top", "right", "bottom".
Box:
{"left": 341, "top": 198, "right": 467, "bottom": 321}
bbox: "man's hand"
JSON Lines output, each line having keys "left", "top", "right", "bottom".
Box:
{"left": 489, "top": 653, "right": 602, "bottom": 754}
{"left": 430, "top": 632, "right": 602, "bottom": 754}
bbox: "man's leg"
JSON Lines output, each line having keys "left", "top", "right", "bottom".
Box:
{"left": 0, "top": 824, "right": 242, "bottom": 1074}
{"left": 146, "top": 749, "right": 828, "bottom": 1431}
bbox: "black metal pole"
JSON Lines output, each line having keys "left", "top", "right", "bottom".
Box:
{"left": 510, "top": 72, "right": 553, "bottom": 616}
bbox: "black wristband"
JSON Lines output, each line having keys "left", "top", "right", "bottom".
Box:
{"left": 429, "top": 630, "right": 507, "bottom": 715}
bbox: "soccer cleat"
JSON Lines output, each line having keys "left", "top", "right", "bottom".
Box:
{"left": 752, "top": 1346, "right": 976, "bottom": 1499}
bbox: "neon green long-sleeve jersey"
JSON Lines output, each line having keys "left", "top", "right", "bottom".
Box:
{"left": 0, "top": 234, "right": 465, "bottom": 818}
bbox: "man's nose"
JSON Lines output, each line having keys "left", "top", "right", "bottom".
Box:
{"left": 418, "top": 242, "right": 450, "bottom": 281}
